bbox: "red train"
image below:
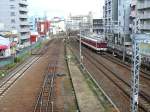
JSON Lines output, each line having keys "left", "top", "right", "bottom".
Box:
{"left": 77, "top": 34, "right": 107, "bottom": 52}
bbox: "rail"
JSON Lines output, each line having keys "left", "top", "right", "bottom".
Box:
{"left": 0, "top": 56, "right": 40, "bottom": 98}
{"left": 33, "top": 63, "right": 57, "bottom": 112}
{"left": 70, "top": 39, "right": 150, "bottom": 112}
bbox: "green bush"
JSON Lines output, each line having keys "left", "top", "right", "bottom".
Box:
{"left": 14, "top": 57, "right": 21, "bottom": 63}
{"left": 0, "top": 71, "right": 6, "bottom": 78}
{"left": 6, "top": 63, "right": 16, "bottom": 69}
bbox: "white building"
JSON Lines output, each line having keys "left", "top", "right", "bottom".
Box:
{"left": 66, "top": 12, "right": 93, "bottom": 33}
{"left": 51, "top": 20, "right": 66, "bottom": 35}
{"left": 0, "top": 0, "right": 30, "bottom": 47}
{"left": 137, "top": 0, "right": 150, "bottom": 34}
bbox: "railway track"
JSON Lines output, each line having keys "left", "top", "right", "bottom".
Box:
{"left": 0, "top": 39, "right": 55, "bottom": 99}
{"left": 103, "top": 52, "right": 150, "bottom": 80}
{"left": 34, "top": 38, "right": 63, "bottom": 112}
{"left": 33, "top": 63, "right": 57, "bottom": 112}
{"left": 82, "top": 48, "right": 150, "bottom": 112}
{"left": 70, "top": 39, "right": 150, "bottom": 112}
{"left": 0, "top": 56, "right": 41, "bottom": 98}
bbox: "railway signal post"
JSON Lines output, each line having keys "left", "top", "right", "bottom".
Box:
{"left": 131, "top": 34, "right": 150, "bottom": 112}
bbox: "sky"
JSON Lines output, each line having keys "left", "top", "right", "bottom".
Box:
{"left": 28, "top": 0, "right": 104, "bottom": 19}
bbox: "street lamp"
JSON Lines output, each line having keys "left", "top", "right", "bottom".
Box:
{"left": 131, "top": 34, "right": 150, "bottom": 112}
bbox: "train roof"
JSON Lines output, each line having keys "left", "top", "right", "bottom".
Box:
{"left": 81, "top": 34, "right": 106, "bottom": 42}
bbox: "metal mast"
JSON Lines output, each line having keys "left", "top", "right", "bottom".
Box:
{"left": 131, "top": 35, "right": 140, "bottom": 112}
{"left": 131, "top": 34, "right": 150, "bottom": 112}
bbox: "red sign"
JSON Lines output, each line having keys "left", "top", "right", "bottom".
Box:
{"left": 37, "top": 20, "right": 50, "bottom": 36}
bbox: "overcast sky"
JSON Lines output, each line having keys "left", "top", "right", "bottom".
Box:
{"left": 28, "top": 0, "right": 104, "bottom": 19}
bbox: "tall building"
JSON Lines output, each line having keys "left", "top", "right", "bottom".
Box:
{"left": 104, "top": 0, "right": 132, "bottom": 46}
{"left": 0, "top": 0, "right": 30, "bottom": 46}
{"left": 118, "top": 0, "right": 131, "bottom": 45}
{"left": 29, "top": 16, "right": 38, "bottom": 31}
{"left": 103, "top": 0, "right": 118, "bottom": 43}
{"left": 137, "top": 0, "right": 150, "bottom": 34}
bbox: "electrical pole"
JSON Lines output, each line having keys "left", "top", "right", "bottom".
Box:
{"left": 79, "top": 29, "right": 82, "bottom": 64}
{"left": 131, "top": 35, "right": 140, "bottom": 112}
{"left": 131, "top": 34, "right": 150, "bottom": 112}
{"left": 123, "top": 4, "right": 126, "bottom": 62}
{"left": 79, "top": 22, "right": 82, "bottom": 64}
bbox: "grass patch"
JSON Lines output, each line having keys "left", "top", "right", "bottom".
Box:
{"left": 14, "top": 57, "right": 22, "bottom": 63}
{"left": 5, "top": 63, "right": 16, "bottom": 69}
{"left": 82, "top": 72, "right": 114, "bottom": 112}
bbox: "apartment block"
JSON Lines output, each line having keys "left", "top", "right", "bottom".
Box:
{"left": 0, "top": 0, "right": 30, "bottom": 46}
{"left": 92, "top": 19, "right": 103, "bottom": 34}
{"left": 103, "top": 0, "right": 118, "bottom": 43}
{"left": 137, "top": 0, "right": 150, "bottom": 34}
{"left": 104, "top": 0, "right": 132, "bottom": 46}
{"left": 118, "top": 0, "right": 131, "bottom": 45}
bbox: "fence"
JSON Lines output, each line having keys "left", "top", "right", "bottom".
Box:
{"left": 0, "top": 39, "right": 42, "bottom": 68}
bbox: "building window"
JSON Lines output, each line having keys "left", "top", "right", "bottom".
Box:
{"left": 11, "top": 19, "right": 15, "bottom": 23}
{"left": 10, "top": 5, "right": 15, "bottom": 9}
{"left": 11, "top": 26, "right": 16, "bottom": 29}
{"left": 10, "top": 12, "right": 15, "bottom": 16}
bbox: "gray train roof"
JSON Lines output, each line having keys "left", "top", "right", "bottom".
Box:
{"left": 81, "top": 34, "right": 106, "bottom": 42}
